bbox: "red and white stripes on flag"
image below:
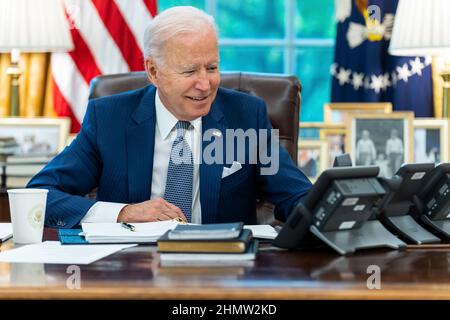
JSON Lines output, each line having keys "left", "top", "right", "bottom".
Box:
{"left": 51, "top": 0, "right": 157, "bottom": 132}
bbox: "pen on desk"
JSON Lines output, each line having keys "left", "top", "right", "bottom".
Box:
{"left": 174, "top": 217, "right": 187, "bottom": 224}
{"left": 120, "top": 222, "right": 136, "bottom": 232}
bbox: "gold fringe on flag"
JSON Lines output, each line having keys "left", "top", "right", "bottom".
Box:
{"left": 0, "top": 52, "right": 54, "bottom": 118}
{"left": 0, "top": 53, "right": 11, "bottom": 117}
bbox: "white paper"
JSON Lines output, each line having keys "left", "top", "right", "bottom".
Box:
{"left": 0, "top": 223, "right": 13, "bottom": 242}
{"left": 82, "top": 220, "right": 180, "bottom": 243}
{"left": 0, "top": 241, "right": 136, "bottom": 264}
{"left": 244, "top": 225, "right": 278, "bottom": 240}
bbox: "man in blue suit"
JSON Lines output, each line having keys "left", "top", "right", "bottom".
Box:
{"left": 28, "top": 6, "right": 312, "bottom": 228}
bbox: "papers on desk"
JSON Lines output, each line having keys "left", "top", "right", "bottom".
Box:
{"left": 0, "top": 223, "right": 13, "bottom": 242}
{"left": 79, "top": 220, "right": 278, "bottom": 244}
{"left": 0, "top": 241, "right": 135, "bottom": 264}
{"left": 82, "top": 220, "right": 180, "bottom": 243}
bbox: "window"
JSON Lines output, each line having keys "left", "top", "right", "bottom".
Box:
{"left": 158, "top": 0, "right": 336, "bottom": 122}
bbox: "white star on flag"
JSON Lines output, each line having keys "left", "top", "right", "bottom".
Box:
{"left": 352, "top": 72, "right": 364, "bottom": 90}
{"left": 336, "top": 67, "right": 352, "bottom": 85}
{"left": 424, "top": 56, "right": 432, "bottom": 66}
{"left": 410, "top": 57, "right": 425, "bottom": 76}
{"left": 397, "top": 63, "right": 411, "bottom": 82}
{"left": 370, "top": 75, "right": 385, "bottom": 93}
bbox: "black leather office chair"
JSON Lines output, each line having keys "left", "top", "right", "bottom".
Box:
{"left": 89, "top": 71, "right": 302, "bottom": 225}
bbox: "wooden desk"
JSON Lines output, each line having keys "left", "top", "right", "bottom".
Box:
{"left": 1, "top": 229, "right": 450, "bottom": 300}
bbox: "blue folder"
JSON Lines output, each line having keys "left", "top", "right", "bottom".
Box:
{"left": 58, "top": 228, "right": 88, "bottom": 244}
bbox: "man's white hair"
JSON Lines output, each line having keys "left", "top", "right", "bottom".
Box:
{"left": 143, "top": 6, "right": 217, "bottom": 65}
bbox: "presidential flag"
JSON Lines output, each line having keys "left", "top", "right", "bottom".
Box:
{"left": 51, "top": 0, "right": 157, "bottom": 132}
{"left": 331, "top": 0, "right": 433, "bottom": 117}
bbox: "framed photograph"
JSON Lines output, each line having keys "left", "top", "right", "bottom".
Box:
{"left": 413, "top": 118, "right": 449, "bottom": 164}
{"left": 323, "top": 103, "right": 392, "bottom": 124}
{"left": 0, "top": 117, "right": 71, "bottom": 156}
{"left": 320, "top": 125, "right": 346, "bottom": 168}
{"left": 297, "top": 140, "right": 328, "bottom": 182}
{"left": 299, "top": 122, "right": 346, "bottom": 168}
{"left": 346, "top": 112, "right": 414, "bottom": 178}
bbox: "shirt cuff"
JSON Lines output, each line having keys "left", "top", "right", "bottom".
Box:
{"left": 81, "top": 201, "right": 127, "bottom": 223}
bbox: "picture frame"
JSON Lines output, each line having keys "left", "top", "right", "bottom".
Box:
{"left": 413, "top": 118, "right": 449, "bottom": 164}
{"left": 346, "top": 112, "right": 414, "bottom": 178}
{"left": 319, "top": 125, "right": 346, "bottom": 168}
{"left": 323, "top": 102, "right": 392, "bottom": 124}
{"left": 299, "top": 122, "right": 346, "bottom": 168}
{"left": 297, "top": 140, "right": 328, "bottom": 182}
{"left": 0, "top": 117, "right": 71, "bottom": 156}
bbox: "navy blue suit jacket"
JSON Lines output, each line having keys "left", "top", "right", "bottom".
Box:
{"left": 28, "top": 85, "right": 312, "bottom": 228}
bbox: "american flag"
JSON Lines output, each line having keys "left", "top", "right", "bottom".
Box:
{"left": 51, "top": 0, "right": 157, "bottom": 132}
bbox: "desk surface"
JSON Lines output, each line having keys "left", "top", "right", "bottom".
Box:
{"left": 1, "top": 229, "right": 450, "bottom": 300}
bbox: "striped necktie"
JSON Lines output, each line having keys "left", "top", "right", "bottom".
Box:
{"left": 163, "top": 121, "right": 193, "bottom": 222}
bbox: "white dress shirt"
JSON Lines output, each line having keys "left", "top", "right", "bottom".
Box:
{"left": 81, "top": 90, "right": 203, "bottom": 224}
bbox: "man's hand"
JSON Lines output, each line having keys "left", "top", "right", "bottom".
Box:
{"left": 117, "top": 198, "right": 186, "bottom": 223}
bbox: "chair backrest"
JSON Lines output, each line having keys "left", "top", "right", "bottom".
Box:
{"left": 89, "top": 71, "right": 302, "bottom": 225}
{"left": 90, "top": 71, "right": 301, "bottom": 162}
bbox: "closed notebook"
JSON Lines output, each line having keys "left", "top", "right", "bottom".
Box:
{"left": 157, "top": 228, "right": 253, "bottom": 253}
{"left": 168, "top": 222, "right": 244, "bottom": 240}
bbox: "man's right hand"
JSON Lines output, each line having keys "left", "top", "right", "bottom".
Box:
{"left": 117, "top": 198, "right": 186, "bottom": 223}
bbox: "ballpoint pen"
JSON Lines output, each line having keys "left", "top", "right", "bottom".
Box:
{"left": 120, "top": 222, "right": 136, "bottom": 232}
{"left": 173, "top": 217, "right": 187, "bottom": 224}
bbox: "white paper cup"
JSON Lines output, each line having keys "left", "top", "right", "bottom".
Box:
{"left": 7, "top": 189, "right": 48, "bottom": 244}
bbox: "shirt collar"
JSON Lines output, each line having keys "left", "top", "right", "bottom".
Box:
{"left": 155, "top": 90, "right": 201, "bottom": 140}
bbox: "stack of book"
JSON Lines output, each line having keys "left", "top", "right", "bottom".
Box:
{"left": 157, "top": 222, "right": 258, "bottom": 266}
{"left": 0, "top": 137, "right": 19, "bottom": 160}
{"left": 3, "top": 154, "right": 54, "bottom": 188}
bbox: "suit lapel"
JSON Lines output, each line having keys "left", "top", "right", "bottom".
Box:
{"left": 127, "top": 86, "right": 156, "bottom": 203}
{"left": 200, "top": 98, "right": 226, "bottom": 224}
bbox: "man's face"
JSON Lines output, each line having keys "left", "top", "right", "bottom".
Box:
{"left": 146, "top": 26, "right": 220, "bottom": 121}
{"left": 391, "top": 130, "right": 398, "bottom": 138}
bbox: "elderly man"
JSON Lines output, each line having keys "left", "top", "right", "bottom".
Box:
{"left": 28, "top": 6, "right": 312, "bottom": 228}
